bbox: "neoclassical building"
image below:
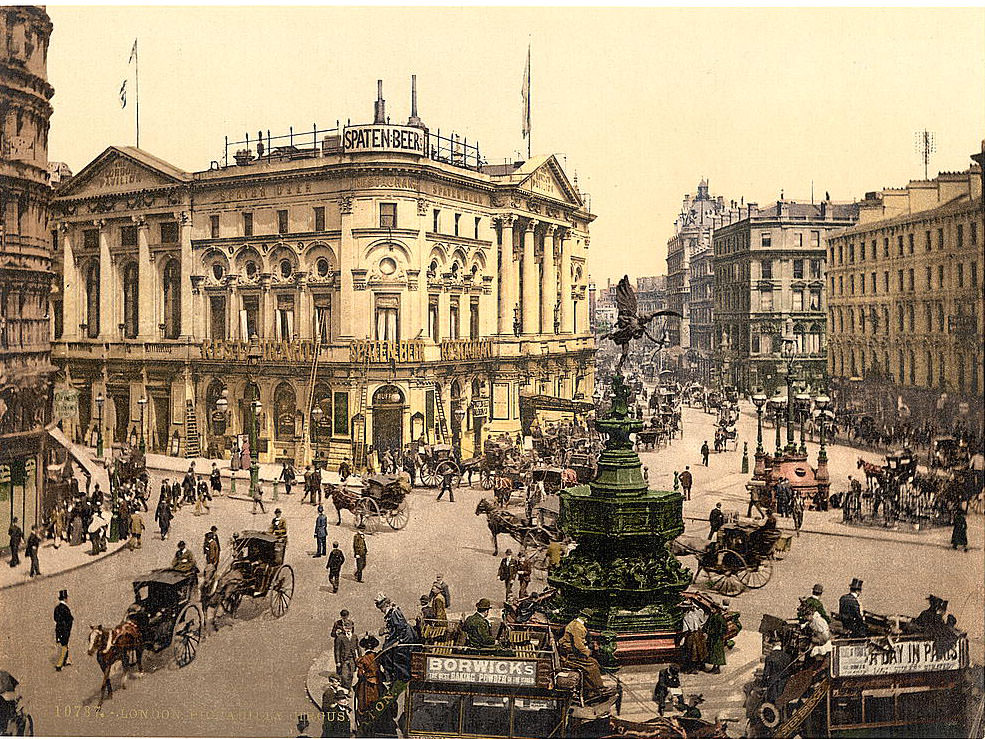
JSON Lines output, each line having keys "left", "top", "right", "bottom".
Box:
{"left": 51, "top": 88, "right": 595, "bottom": 468}
{"left": 1, "top": 6, "right": 54, "bottom": 541}
{"left": 826, "top": 160, "right": 983, "bottom": 423}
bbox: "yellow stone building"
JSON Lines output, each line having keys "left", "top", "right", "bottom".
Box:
{"left": 50, "top": 86, "right": 595, "bottom": 468}
{"left": 826, "top": 155, "right": 983, "bottom": 425}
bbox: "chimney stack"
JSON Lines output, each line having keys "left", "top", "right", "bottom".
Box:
{"left": 408, "top": 74, "right": 424, "bottom": 128}
{"left": 374, "top": 80, "right": 386, "bottom": 124}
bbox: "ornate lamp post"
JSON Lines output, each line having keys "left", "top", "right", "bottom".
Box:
{"left": 216, "top": 390, "right": 229, "bottom": 452}
{"left": 796, "top": 392, "right": 811, "bottom": 456}
{"left": 781, "top": 334, "right": 797, "bottom": 454}
{"left": 247, "top": 335, "right": 262, "bottom": 500}
{"left": 770, "top": 394, "right": 784, "bottom": 457}
{"left": 95, "top": 392, "right": 105, "bottom": 459}
{"left": 311, "top": 405, "right": 323, "bottom": 470}
{"left": 752, "top": 390, "right": 768, "bottom": 477}
{"left": 815, "top": 393, "right": 830, "bottom": 463}
{"left": 137, "top": 396, "right": 147, "bottom": 453}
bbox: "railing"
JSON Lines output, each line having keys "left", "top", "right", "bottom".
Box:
{"left": 427, "top": 130, "right": 483, "bottom": 171}
{"left": 223, "top": 125, "right": 341, "bottom": 167}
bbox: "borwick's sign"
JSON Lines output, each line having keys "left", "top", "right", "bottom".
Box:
{"left": 831, "top": 636, "right": 968, "bottom": 678}
{"left": 425, "top": 656, "right": 538, "bottom": 687}
{"left": 343, "top": 125, "right": 425, "bottom": 155}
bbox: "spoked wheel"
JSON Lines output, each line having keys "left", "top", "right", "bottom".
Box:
{"left": 437, "top": 461, "right": 462, "bottom": 488}
{"left": 738, "top": 557, "right": 773, "bottom": 589}
{"left": 385, "top": 499, "right": 410, "bottom": 530}
{"left": 524, "top": 544, "right": 550, "bottom": 572}
{"left": 269, "top": 565, "right": 294, "bottom": 618}
{"left": 522, "top": 528, "right": 553, "bottom": 550}
{"left": 707, "top": 549, "right": 747, "bottom": 597}
{"left": 420, "top": 467, "right": 441, "bottom": 488}
{"left": 219, "top": 580, "right": 244, "bottom": 616}
{"left": 355, "top": 497, "right": 381, "bottom": 531}
{"left": 172, "top": 603, "right": 202, "bottom": 667}
{"left": 480, "top": 470, "right": 494, "bottom": 490}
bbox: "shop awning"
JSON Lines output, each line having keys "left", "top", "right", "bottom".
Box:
{"left": 47, "top": 426, "right": 103, "bottom": 481}
{"left": 520, "top": 394, "right": 595, "bottom": 414}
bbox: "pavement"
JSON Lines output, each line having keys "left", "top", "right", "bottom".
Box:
{"left": 1, "top": 400, "right": 981, "bottom": 737}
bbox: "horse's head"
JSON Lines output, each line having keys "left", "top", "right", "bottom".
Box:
{"left": 857, "top": 458, "right": 865, "bottom": 468}
{"left": 475, "top": 498, "right": 494, "bottom": 516}
{"left": 87, "top": 625, "right": 107, "bottom": 655}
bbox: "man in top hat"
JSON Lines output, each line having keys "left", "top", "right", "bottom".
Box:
{"left": 7, "top": 517, "right": 22, "bottom": 567}
{"left": 54, "top": 589, "right": 73, "bottom": 671}
{"left": 802, "top": 584, "right": 829, "bottom": 623}
{"left": 653, "top": 664, "right": 683, "bottom": 715}
{"left": 326, "top": 542, "right": 345, "bottom": 593}
{"left": 203, "top": 526, "right": 220, "bottom": 582}
{"left": 313, "top": 505, "right": 328, "bottom": 558}
{"left": 910, "top": 595, "right": 946, "bottom": 633}
{"left": 838, "top": 578, "right": 867, "bottom": 638}
{"left": 462, "top": 599, "right": 496, "bottom": 651}
{"left": 558, "top": 609, "right": 605, "bottom": 696}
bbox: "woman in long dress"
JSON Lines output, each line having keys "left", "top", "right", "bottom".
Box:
{"left": 354, "top": 636, "right": 382, "bottom": 718}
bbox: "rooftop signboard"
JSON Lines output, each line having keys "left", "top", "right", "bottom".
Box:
{"left": 342, "top": 124, "right": 426, "bottom": 155}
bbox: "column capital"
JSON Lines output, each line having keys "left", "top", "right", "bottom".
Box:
{"left": 131, "top": 214, "right": 148, "bottom": 228}
{"left": 544, "top": 224, "right": 558, "bottom": 237}
{"left": 58, "top": 221, "right": 70, "bottom": 233}
{"left": 524, "top": 219, "right": 538, "bottom": 233}
{"left": 93, "top": 218, "right": 107, "bottom": 228}
{"left": 174, "top": 211, "right": 191, "bottom": 225}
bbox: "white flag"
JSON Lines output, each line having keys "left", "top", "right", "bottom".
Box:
{"left": 521, "top": 44, "right": 530, "bottom": 139}
{"left": 119, "top": 79, "right": 127, "bottom": 108}
{"left": 129, "top": 38, "right": 137, "bottom": 64}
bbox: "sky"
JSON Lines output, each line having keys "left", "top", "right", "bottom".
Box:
{"left": 44, "top": 6, "right": 985, "bottom": 284}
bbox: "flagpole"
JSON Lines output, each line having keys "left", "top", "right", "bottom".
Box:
{"left": 134, "top": 39, "right": 139, "bottom": 148}
{"left": 526, "top": 43, "right": 531, "bottom": 160}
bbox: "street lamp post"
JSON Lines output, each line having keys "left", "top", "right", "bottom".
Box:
{"left": 137, "top": 396, "right": 147, "bottom": 453}
{"left": 216, "top": 390, "right": 229, "bottom": 453}
{"left": 311, "top": 406, "right": 323, "bottom": 470}
{"left": 95, "top": 393, "right": 105, "bottom": 459}
{"left": 247, "top": 335, "right": 262, "bottom": 501}
{"left": 781, "top": 336, "right": 797, "bottom": 453}
{"left": 752, "top": 390, "right": 768, "bottom": 478}
{"left": 815, "top": 393, "right": 830, "bottom": 464}
{"left": 771, "top": 396, "right": 783, "bottom": 457}
{"left": 796, "top": 392, "right": 810, "bottom": 456}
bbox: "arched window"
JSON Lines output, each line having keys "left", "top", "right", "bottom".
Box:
{"left": 163, "top": 259, "right": 181, "bottom": 339}
{"left": 122, "top": 262, "right": 139, "bottom": 339}
{"left": 206, "top": 379, "right": 226, "bottom": 435}
{"left": 85, "top": 261, "right": 100, "bottom": 338}
{"left": 274, "top": 382, "right": 297, "bottom": 440}
{"left": 312, "top": 383, "right": 333, "bottom": 443}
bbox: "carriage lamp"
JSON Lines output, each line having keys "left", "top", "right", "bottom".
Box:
{"left": 886, "top": 453, "right": 900, "bottom": 471}
{"left": 751, "top": 391, "right": 768, "bottom": 456}
{"left": 311, "top": 406, "right": 324, "bottom": 468}
{"left": 96, "top": 393, "right": 105, "bottom": 458}
{"left": 137, "top": 396, "right": 148, "bottom": 453}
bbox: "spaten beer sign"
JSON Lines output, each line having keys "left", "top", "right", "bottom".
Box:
{"left": 425, "top": 656, "right": 538, "bottom": 687}
{"left": 343, "top": 124, "right": 426, "bottom": 155}
{"left": 831, "top": 636, "right": 968, "bottom": 678}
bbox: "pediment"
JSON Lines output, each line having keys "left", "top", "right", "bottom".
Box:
{"left": 517, "top": 156, "right": 583, "bottom": 207}
{"left": 56, "top": 147, "right": 190, "bottom": 199}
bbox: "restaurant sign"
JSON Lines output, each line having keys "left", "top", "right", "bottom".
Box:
{"left": 343, "top": 125, "right": 426, "bottom": 155}
{"left": 831, "top": 636, "right": 968, "bottom": 678}
{"left": 425, "top": 656, "right": 538, "bottom": 687}
{"left": 350, "top": 340, "right": 425, "bottom": 364}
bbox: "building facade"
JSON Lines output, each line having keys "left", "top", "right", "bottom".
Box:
{"left": 712, "top": 198, "right": 859, "bottom": 394}
{"left": 1, "top": 5, "right": 54, "bottom": 542}
{"left": 826, "top": 161, "right": 983, "bottom": 425}
{"left": 665, "top": 180, "right": 734, "bottom": 355}
{"left": 51, "top": 88, "right": 595, "bottom": 468}
{"left": 635, "top": 275, "right": 667, "bottom": 317}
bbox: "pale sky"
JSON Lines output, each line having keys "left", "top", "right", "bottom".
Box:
{"left": 45, "top": 6, "right": 985, "bottom": 284}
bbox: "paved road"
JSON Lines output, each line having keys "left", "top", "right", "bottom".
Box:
{"left": 2, "top": 402, "right": 981, "bottom": 736}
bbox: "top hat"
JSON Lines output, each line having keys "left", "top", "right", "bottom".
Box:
{"left": 58, "top": 589, "right": 68, "bottom": 600}
{"left": 476, "top": 598, "right": 492, "bottom": 611}
{"left": 850, "top": 578, "right": 863, "bottom": 592}
{"left": 359, "top": 634, "right": 380, "bottom": 650}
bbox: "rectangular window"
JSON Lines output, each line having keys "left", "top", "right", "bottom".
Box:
{"left": 374, "top": 294, "right": 400, "bottom": 341}
{"left": 957, "top": 262, "right": 964, "bottom": 288}
{"left": 810, "top": 230, "right": 819, "bottom": 247}
{"left": 760, "top": 288, "right": 773, "bottom": 312}
{"left": 957, "top": 224, "right": 964, "bottom": 248}
{"left": 470, "top": 297, "right": 480, "bottom": 339}
{"left": 409, "top": 691, "right": 462, "bottom": 735}
{"left": 871, "top": 272, "right": 877, "bottom": 294}
{"left": 972, "top": 262, "right": 979, "bottom": 288}
{"left": 925, "top": 231, "right": 932, "bottom": 250}
{"left": 838, "top": 245, "right": 843, "bottom": 264}
{"left": 898, "top": 270, "right": 904, "bottom": 291}
{"left": 883, "top": 238, "right": 889, "bottom": 257}
{"left": 908, "top": 268, "right": 914, "bottom": 291}
{"left": 871, "top": 240, "right": 876, "bottom": 259}
{"left": 761, "top": 232, "right": 771, "bottom": 248}
{"left": 971, "top": 222, "right": 978, "bottom": 245}
{"left": 938, "top": 228, "right": 944, "bottom": 249}
{"left": 793, "top": 259, "right": 804, "bottom": 279}
{"left": 333, "top": 392, "right": 348, "bottom": 436}
{"left": 120, "top": 225, "right": 137, "bottom": 247}
{"left": 850, "top": 275, "right": 855, "bottom": 295}
{"left": 809, "top": 289, "right": 821, "bottom": 311}
{"left": 379, "top": 202, "right": 397, "bottom": 229}
{"left": 751, "top": 333, "right": 761, "bottom": 354}
{"left": 883, "top": 271, "right": 889, "bottom": 292}
{"left": 938, "top": 265, "right": 944, "bottom": 288}
{"left": 859, "top": 243, "right": 865, "bottom": 262}
{"left": 793, "top": 289, "right": 804, "bottom": 311}
{"left": 896, "top": 235, "right": 903, "bottom": 255}
{"left": 760, "top": 259, "right": 772, "bottom": 279}
{"left": 160, "top": 221, "right": 179, "bottom": 243}
{"left": 908, "top": 233, "right": 914, "bottom": 254}
{"left": 453, "top": 213, "right": 461, "bottom": 236}
{"left": 242, "top": 295, "right": 260, "bottom": 339}
{"left": 432, "top": 209, "right": 440, "bottom": 233}
{"left": 210, "top": 215, "right": 220, "bottom": 239}
{"left": 474, "top": 217, "right": 481, "bottom": 240}
{"left": 860, "top": 274, "right": 866, "bottom": 295}
{"left": 794, "top": 232, "right": 803, "bottom": 247}
{"left": 449, "top": 298, "right": 460, "bottom": 339}
{"left": 243, "top": 212, "right": 253, "bottom": 237}
{"left": 849, "top": 243, "right": 855, "bottom": 263}
{"left": 838, "top": 275, "right": 843, "bottom": 294}
{"left": 313, "top": 296, "right": 331, "bottom": 343}
{"left": 428, "top": 296, "right": 439, "bottom": 341}
{"left": 277, "top": 209, "right": 289, "bottom": 234}
{"left": 275, "top": 294, "right": 295, "bottom": 340}
{"left": 209, "top": 295, "right": 226, "bottom": 340}
{"left": 810, "top": 259, "right": 821, "bottom": 279}
{"left": 313, "top": 206, "right": 325, "bottom": 231}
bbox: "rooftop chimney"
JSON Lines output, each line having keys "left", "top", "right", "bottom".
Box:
{"left": 407, "top": 74, "right": 425, "bottom": 128}
{"left": 374, "top": 80, "right": 386, "bottom": 124}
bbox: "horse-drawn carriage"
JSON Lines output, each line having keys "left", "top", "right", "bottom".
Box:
{"left": 418, "top": 444, "right": 462, "bottom": 488}
{"left": 566, "top": 451, "right": 597, "bottom": 484}
{"left": 211, "top": 531, "right": 295, "bottom": 618}
{"left": 931, "top": 436, "right": 970, "bottom": 471}
{"left": 475, "top": 498, "right": 568, "bottom": 571}
{"left": 329, "top": 474, "right": 410, "bottom": 530}
{"left": 125, "top": 569, "right": 203, "bottom": 667}
{"left": 675, "top": 522, "right": 784, "bottom": 596}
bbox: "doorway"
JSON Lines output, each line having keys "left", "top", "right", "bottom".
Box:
{"left": 371, "top": 385, "right": 404, "bottom": 455}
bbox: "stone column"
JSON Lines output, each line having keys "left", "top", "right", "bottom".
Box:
{"left": 178, "top": 212, "right": 193, "bottom": 339}
{"left": 61, "top": 225, "right": 79, "bottom": 341}
{"left": 97, "top": 220, "right": 113, "bottom": 340}
{"left": 576, "top": 292, "right": 588, "bottom": 335}
{"left": 498, "top": 216, "right": 515, "bottom": 334}
{"left": 136, "top": 217, "right": 156, "bottom": 339}
{"left": 261, "top": 276, "right": 274, "bottom": 339}
{"left": 541, "top": 225, "right": 558, "bottom": 335}
{"left": 522, "top": 221, "right": 538, "bottom": 334}
{"left": 338, "top": 195, "right": 355, "bottom": 339}
{"left": 560, "top": 231, "right": 572, "bottom": 334}
{"left": 297, "top": 281, "right": 309, "bottom": 340}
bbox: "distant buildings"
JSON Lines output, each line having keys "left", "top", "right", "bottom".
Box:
{"left": 712, "top": 198, "right": 859, "bottom": 394}
{"left": 826, "top": 153, "right": 983, "bottom": 424}
{"left": 591, "top": 276, "right": 666, "bottom": 339}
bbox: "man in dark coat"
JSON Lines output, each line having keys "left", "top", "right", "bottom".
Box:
{"left": 951, "top": 507, "right": 968, "bottom": 551}
{"left": 25, "top": 525, "right": 41, "bottom": 577}
{"left": 703, "top": 599, "right": 729, "bottom": 673}
{"left": 155, "top": 493, "right": 172, "bottom": 540}
{"left": 352, "top": 531, "right": 367, "bottom": 582}
{"left": 54, "top": 589, "right": 73, "bottom": 671}
{"left": 8, "top": 517, "right": 23, "bottom": 567}
{"left": 326, "top": 542, "right": 345, "bottom": 592}
{"left": 338, "top": 458, "right": 351, "bottom": 482}
{"left": 838, "top": 578, "right": 867, "bottom": 637}
{"left": 700, "top": 441, "right": 710, "bottom": 466}
{"left": 679, "top": 466, "right": 693, "bottom": 500}
{"left": 279, "top": 462, "right": 295, "bottom": 496}
{"left": 209, "top": 463, "right": 222, "bottom": 497}
{"left": 762, "top": 643, "right": 793, "bottom": 704}
{"left": 436, "top": 469, "right": 454, "bottom": 502}
{"left": 708, "top": 503, "right": 725, "bottom": 540}
{"left": 462, "top": 598, "right": 496, "bottom": 651}
{"left": 313, "top": 506, "right": 328, "bottom": 557}
{"left": 498, "top": 549, "right": 519, "bottom": 600}
{"left": 653, "top": 665, "right": 682, "bottom": 715}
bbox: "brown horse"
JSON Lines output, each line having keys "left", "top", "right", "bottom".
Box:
{"left": 474, "top": 498, "right": 525, "bottom": 555}
{"left": 87, "top": 620, "right": 144, "bottom": 706}
{"left": 857, "top": 457, "right": 886, "bottom": 491}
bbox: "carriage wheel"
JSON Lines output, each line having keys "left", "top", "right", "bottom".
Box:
{"left": 172, "top": 603, "right": 202, "bottom": 667}
{"left": 707, "top": 550, "right": 746, "bottom": 597}
{"left": 420, "top": 466, "right": 441, "bottom": 488}
{"left": 436, "top": 461, "right": 462, "bottom": 487}
{"left": 355, "top": 497, "right": 381, "bottom": 531}
{"left": 480, "top": 470, "right": 494, "bottom": 490}
{"left": 219, "top": 579, "right": 244, "bottom": 615}
{"left": 737, "top": 557, "right": 773, "bottom": 590}
{"left": 522, "top": 529, "right": 553, "bottom": 550}
{"left": 269, "top": 565, "right": 294, "bottom": 618}
{"left": 385, "top": 498, "right": 410, "bottom": 530}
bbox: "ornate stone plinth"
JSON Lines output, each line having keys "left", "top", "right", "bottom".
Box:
{"left": 549, "top": 375, "right": 690, "bottom": 663}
